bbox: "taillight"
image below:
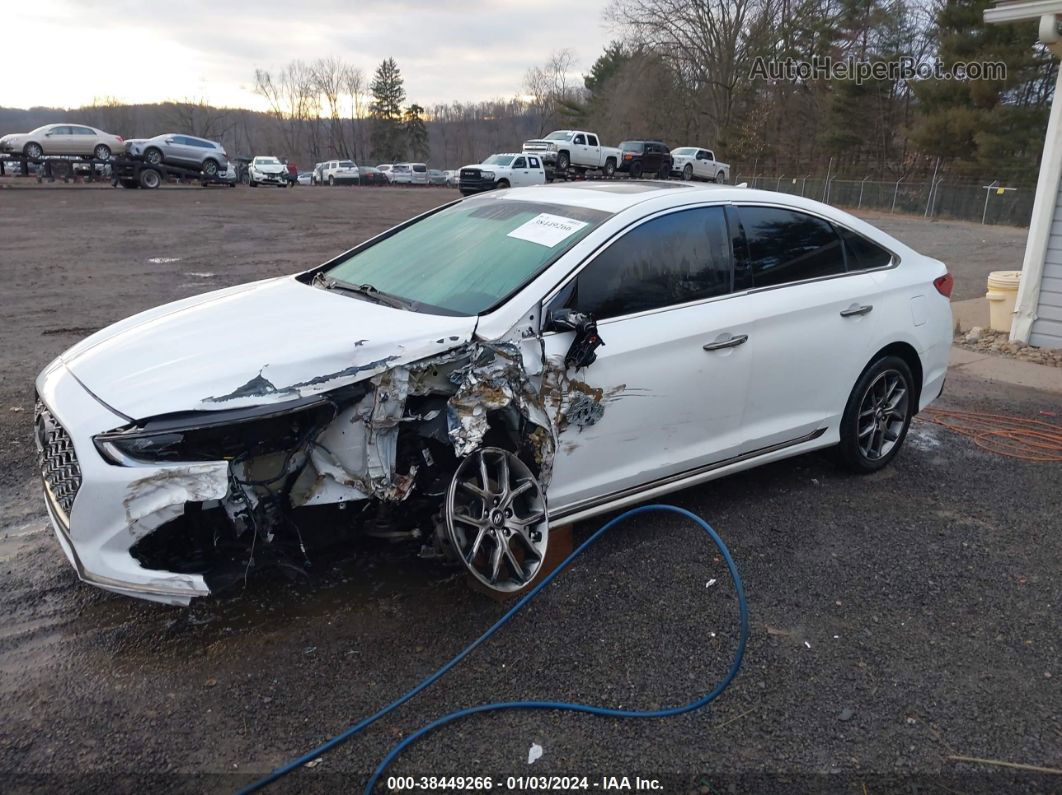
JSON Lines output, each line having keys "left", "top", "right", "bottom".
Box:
{"left": 933, "top": 273, "right": 954, "bottom": 298}
{"left": 117, "top": 136, "right": 124, "bottom": 142}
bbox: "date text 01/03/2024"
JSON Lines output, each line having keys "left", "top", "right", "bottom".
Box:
{"left": 386, "top": 775, "right": 664, "bottom": 791}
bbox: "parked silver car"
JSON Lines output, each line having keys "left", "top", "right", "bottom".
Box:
{"left": 0, "top": 124, "right": 124, "bottom": 161}
{"left": 125, "top": 133, "right": 228, "bottom": 176}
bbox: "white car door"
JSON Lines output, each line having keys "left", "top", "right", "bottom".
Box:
{"left": 585, "top": 134, "right": 603, "bottom": 167}
{"left": 571, "top": 133, "right": 590, "bottom": 167}
{"left": 539, "top": 205, "right": 753, "bottom": 513}
{"left": 728, "top": 204, "right": 885, "bottom": 449}
{"left": 696, "top": 150, "right": 713, "bottom": 180}
{"left": 526, "top": 155, "right": 544, "bottom": 184}
{"left": 510, "top": 155, "right": 532, "bottom": 186}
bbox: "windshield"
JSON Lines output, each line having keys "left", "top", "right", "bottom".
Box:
{"left": 544, "top": 131, "right": 573, "bottom": 141}
{"left": 672, "top": 147, "right": 697, "bottom": 156}
{"left": 483, "top": 155, "right": 514, "bottom": 166}
{"left": 255, "top": 157, "right": 279, "bottom": 165}
{"left": 323, "top": 197, "right": 611, "bottom": 315}
{"left": 619, "top": 141, "right": 644, "bottom": 153}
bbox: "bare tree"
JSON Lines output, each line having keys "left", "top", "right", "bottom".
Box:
{"left": 343, "top": 65, "right": 366, "bottom": 163}
{"left": 524, "top": 49, "right": 582, "bottom": 135}
{"left": 313, "top": 56, "right": 349, "bottom": 158}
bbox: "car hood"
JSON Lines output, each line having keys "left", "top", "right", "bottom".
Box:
{"left": 60, "top": 276, "right": 478, "bottom": 421}
{"left": 252, "top": 164, "right": 286, "bottom": 173}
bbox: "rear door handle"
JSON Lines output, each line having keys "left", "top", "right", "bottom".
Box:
{"left": 703, "top": 334, "right": 749, "bottom": 351}
{"left": 840, "top": 304, "right": 873, "bottom": 317}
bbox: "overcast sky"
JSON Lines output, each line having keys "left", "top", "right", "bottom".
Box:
{"left": 2, "top": 0, "right": 613, "bottom": 111}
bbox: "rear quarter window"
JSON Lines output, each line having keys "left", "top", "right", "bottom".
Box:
{"left": 838, "top": 227, "right": 893, "bottom": 271}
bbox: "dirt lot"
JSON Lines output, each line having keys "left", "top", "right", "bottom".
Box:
{"left": 0, "top": 184, "right": 1057, "bottom": 793}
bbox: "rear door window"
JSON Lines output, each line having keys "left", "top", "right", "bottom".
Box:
{"left": 735, "top": 206, "right": 845, "bottom": 288}
{"left": 565, "top": 206, "right": 733, "bottom": 320}
{"left": 838, "top": 226, "right": 893, "bottom": 271}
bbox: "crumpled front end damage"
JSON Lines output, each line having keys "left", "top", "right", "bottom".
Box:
{"left": 104, "top": 341, "right": 557, "bottom": 601}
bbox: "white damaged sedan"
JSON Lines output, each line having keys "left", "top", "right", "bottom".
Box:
{"left": 35, "top": 183, "right": 953, "bottom": 604}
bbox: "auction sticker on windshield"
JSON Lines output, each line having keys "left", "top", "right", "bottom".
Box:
{"left": 507, "top": 213, "right": 589, "bottom": 247}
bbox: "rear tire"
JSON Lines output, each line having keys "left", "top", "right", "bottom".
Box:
{"left": 716, "top": 170, "right": 726, "bottom": 184}
{"left": 835, "top": 355, "right": 915, "bottom": 473}
{"left": 93, "top": 144, "right": 111, "bottom": 161}
{"left": 329, "top": 175, "right": 335, "bottom": 186}
{"left": 138, "top": 167, "right": 161, "bottom": 189}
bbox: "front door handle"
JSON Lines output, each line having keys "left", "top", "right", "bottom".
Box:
{"left": 840, "top": 304, "right": 873, "bottom": 317}
{"left": 703, "top": 334, "right": 749, "bottom": 351}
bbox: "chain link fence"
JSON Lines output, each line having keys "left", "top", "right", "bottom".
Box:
{"left": 731, "top": 172, "right": 1035, "bottom": 227}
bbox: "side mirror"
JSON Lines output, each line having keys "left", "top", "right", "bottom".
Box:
{"left": 546, "top": 308, "right": 605, "bottom": 369}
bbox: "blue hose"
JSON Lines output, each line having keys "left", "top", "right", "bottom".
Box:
{"left": 239, "top": 503, "right": 748, "bottom": 794}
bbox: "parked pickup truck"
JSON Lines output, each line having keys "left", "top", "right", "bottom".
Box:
{"left": 522, "top": 130, "right": 621, "bottom": 176}
{"left": 459, "top": 152, "right": 546, "bottom": 195}
{"left": 669, "top": 146, "right": 730, "bottom": 183}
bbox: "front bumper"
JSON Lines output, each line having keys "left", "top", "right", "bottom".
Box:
{"left": 459, "top": 177, "right": 497, "bottom": 194}
{"left": 252, "top": 171, "right": 286, "bottom": 184}
{"left": 35, "top": 360, "right": 219, "bottom": 605}
{"left": 524, "top": 150, "right": 556, "bottom": 166}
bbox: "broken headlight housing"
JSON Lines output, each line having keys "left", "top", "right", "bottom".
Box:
{"left": 94, "top": 396, "right": 336, "bottom": 466}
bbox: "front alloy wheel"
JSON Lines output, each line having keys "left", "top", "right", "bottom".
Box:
{"left": 683, "top": 164, "right": 693, "bottom": 181}
{"left": 446, "top": 447, "right": 548, "bottom": 593}
{"left": 836, "top": 356, "right": 914, "bottom": 472}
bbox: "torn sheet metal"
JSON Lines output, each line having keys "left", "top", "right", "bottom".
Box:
{"left": 123, "top": 462, "right": 229, "bottom": 540}
{"left": 445, "top": 341, "right": 557, "bottom": 484}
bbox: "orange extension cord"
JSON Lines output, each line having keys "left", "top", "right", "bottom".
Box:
{"left": 918, "top": 407, "right": 1062, "bottom": 462}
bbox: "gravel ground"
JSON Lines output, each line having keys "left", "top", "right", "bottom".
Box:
{"left": 0, "top": 184, "right": 1058, "bottom": 793}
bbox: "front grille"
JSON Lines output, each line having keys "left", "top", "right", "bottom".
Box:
{"left": 35, "top": 399, "right": 82, "bottom": 517}
{"left": 461, "top": 168, "right": 481, "bottom": 180}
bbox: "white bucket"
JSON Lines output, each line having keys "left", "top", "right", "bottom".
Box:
{"left": 985, "top": 270, "right": 1021, "bottom": 333}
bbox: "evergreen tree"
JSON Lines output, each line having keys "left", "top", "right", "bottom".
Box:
{"left": 403, "top": 104, "right": 430, "bottom": 160}
{"left": 369, "top": 57, "right": 407, "bottom": 162}
{"left": 910, "top": 0, "right": 1052, "bottom": 181}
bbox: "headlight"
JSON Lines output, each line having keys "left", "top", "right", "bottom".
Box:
{"left": 547, "top": 143, "right": 557, "bottom": 151}
{"left": 481, "top": 171, "right": 494, "bottom": 179}
{"left": 94, "top": 397, "right": 335, "bottom": 465}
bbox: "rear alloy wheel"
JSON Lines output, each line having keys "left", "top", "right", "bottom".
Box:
{"left": 93, "top": 144, "right": 111, "bottom": 161}
{"left": 328, "top": 175, "right": 335, "bottom": 186}
{"left": 836, "top": 356, "right": 914, "bottom": 473}
{"left": 716, "top": 171, "right": 726, "bottom": 184}
{"left": 24, "top": 142, "right": 43, "bottom": 159}
{"left": 683, "top": 164, "right": 693, "bottom": 181}
{"left": 446, "top": 447, "right": 548, "bottom": 593}
{"left": 603, "top": 159, "right": 616, "bottom": 177}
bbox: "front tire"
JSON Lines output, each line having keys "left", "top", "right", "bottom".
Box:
{"left": 496, "top": 179, "right": 510, "bottom": 190}
{"left": 630, "top": 161, "right": 644, "bottom": 179}
{"left": 683, "top": 164, "right": 693, "bottom": 181}
{"left": 603, "top": 159, "right": 616, "bottom": 177}
{"left": 556, "top": 152, "right": 570, "bottom": 173}
{"left": 144, "top": 147, "right": 163, "bottom": 166}
{"left": 835, "top": 355, "right": 914, "bottom": 473}
{"left": 24, "top": 142, "right": 43, "bottom": 159}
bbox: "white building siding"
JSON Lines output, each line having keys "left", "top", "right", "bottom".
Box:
{"left": 1031, "top": 183, "right": 1062, "bottom": 347}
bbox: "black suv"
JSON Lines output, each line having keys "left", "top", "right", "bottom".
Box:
{"left": 617, "top": 140, "right": 671, "bottom": 179}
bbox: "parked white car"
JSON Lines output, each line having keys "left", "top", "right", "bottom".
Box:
{"left": 444, "top": 169, "right": 460, "bottom": 187}
{"left": 522, "top": 130, "right": 622, "bottom": 176}
{"left": 670, "top": 147, "right": 730, "bottom": 183}
{"left": 0, "top": 123, "right": 125, "bottom": 161}
{"left": 34, "top": 183, "right": 952, "bottom": 604}
{"left": 458, "top": 153, "right": 546, "bottom": 195}
{"left": 408, "top": 162, "right": 429, "bottom": 185}
{"left": 248, "top": 156, "right": 290, "bottom": 187}
{"left": 320, "top": 160, "right": 359, "bottom": 185}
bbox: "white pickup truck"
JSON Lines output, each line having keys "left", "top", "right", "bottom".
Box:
{"left": 522, "top": 130, "right": 622, "bottom": 177}
{"left": 669, "top": 146, "right": 730, "bottom": 183}
{"left": 458, "top": 152, "right": 547, "bottom": 195}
